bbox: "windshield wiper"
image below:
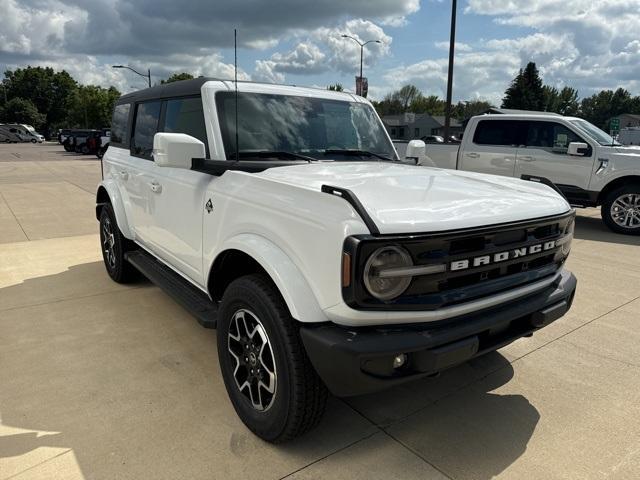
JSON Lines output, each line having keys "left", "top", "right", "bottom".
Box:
{"left": 323, "top": 149, "right": 396, "bottom": 162}
{"left": 228, "top": 150, "right": 318, "bottom": 163}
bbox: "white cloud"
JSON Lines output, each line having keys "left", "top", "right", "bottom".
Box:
{"left": 254, "top": 19, "right": 393, "bottom": 83}
{"left": 383, "top": 0, "right": 640, "bottom": 102}
{"left": 434, "top": 41, "right": 472, "bottom": 52}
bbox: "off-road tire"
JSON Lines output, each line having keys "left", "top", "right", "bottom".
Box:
{"left": 601, "top": 184, "right": 640, "bottom": 235}
{"left": 217, "top": 274, "right": 328, "bottom": 442}
{"left": 99, "top": 203, "right": 138, "bottom": 283}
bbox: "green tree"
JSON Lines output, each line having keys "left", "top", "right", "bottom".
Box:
{"left": 3, "top": 66, "right": 77, "bottom": 131}
{"left": 409, "top": 95, "right": 445, "bottom": 115}
{"left": 66, "top": 85, "right": 121, "bottom": 129}
{"left": 580, "top": 88, "right": 634, "bottom": 130}
{"left": 451, "top": 99, "right": 493, "bottom": 120}
{"left": 327, "top": 83, "right": 344, "bottom": 91}
{"left": 394, "top": 85, "right": 422, "bottom": 112}
{"left": 543, "top": 86, "right": 580, "bottom": 116}
{"left": 502, "top": 62, "right": 545, "bottom": 110}
{"left": 161, "top": 72, "right": 195, "bottom": 84}
{"left": 0, "top": 97, "right": 46, "bottom": 129}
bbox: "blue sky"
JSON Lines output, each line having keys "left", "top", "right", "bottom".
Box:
{"left": 2, "top": 0, "right": 640, "bottom": 104}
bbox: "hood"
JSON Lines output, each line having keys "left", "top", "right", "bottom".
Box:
{"left": 257, "top": 162, "right": 570, "bottom": 234}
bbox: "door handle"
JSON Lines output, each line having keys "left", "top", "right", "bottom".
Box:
{"left": 466, "top": 152, "right": 480, "bottom": 159}
{"left": 149, "top": 181, "right": 162, "bottom": 193}
{"left": 519, "top": 156, "right": 534, "bottom": 162}
{"left": 119, "top": 170, "right": 129, "bottom": 180}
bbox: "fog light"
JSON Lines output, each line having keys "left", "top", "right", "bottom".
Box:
{"left": 393, "top": 354, "right": 407, "bottom": 369}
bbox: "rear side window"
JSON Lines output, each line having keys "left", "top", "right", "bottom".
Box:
{"left": 111, "top": 103, "right": 131, "bottom": 146}
{"left": 132, "top": 101, "right": 161, "bottom": 158}
{"left": 163, "top": 97, "right": 208, "bottom": 154}
{"left": 473, "top": 120, "right": 520, "bottom": 146}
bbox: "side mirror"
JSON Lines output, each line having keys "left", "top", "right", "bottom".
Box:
{"left": 405, "top": 139, "right": 426, "bottom": 164}
{"left": 567, "top": 142, "right": 588, "bottom": 156}
{"left": 153, "top": 133, "right": 205, "bottom": 168}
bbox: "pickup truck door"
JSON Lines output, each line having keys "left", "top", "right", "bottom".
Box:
{"left": 134, "top": 97, "right": 211, "bottom": 285}
{"left": 458, "top": 119, "right": 519, "bottom": 177}
{"left": 515, "top": 121, "right": 596, "bottom": 191}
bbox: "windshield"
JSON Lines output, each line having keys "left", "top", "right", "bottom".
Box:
{"left": 570, "top": 119, "right": 620, "bottom": 146}
{"left": 216, "top": 92, "right": 396, "bottom": 160}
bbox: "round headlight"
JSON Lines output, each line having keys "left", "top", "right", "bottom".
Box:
{"left": 363, "top": 246, "right": 413, "bottom": 301}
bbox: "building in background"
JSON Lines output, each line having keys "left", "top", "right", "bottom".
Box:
{"left": 611, "top": 114, "right": 640, "bottom": 129}
{"left": 382, "top": 113, "right": 463, "bottom": 140}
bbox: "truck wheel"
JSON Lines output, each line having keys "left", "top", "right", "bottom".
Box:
{"left": 601, "top": 185, "right": 640, "bottom": 235}
{"left": 217, "top": 274, "right": 328, "bottom": 442}
{"left": 99, "top": 204, "right": 138, "bottom": 283}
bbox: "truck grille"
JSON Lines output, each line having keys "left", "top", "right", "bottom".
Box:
{"left": 345, "top": 212, "right": 574, "bottom": 311}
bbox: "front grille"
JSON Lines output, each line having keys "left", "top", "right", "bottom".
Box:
{"left": 344, "top": 212, "right": 574, "bottom": 311}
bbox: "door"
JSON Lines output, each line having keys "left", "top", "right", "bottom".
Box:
{"left": 515, "top": 121, "right": 596, "bottom": 191}
{"left": 459, "top": 119, "right": 521, "bottom": 177}
{"left": 135, "top": 96, "right": 210, "bottom": 285}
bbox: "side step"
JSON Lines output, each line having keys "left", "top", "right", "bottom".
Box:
{"left": 125, "top": 250, "right": 217, "bottom": 329}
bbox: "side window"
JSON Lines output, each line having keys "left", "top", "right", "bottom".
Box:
{"left": 132, "top": 101, "right": 161, "bottom": 158}
{"left": 111, "top": 103, "right": 131, "bottom": 146}
{"left": 526, "top": 122, "right": 586, "bottom": 154}
{"left": 162, "top": 97, "right": 208, "bottom": 154}
{"left": 414, "top": 127, "right": 420, "bottom": 137}
{"left": 473, "top": 120, "right": 520, "bottom": 146}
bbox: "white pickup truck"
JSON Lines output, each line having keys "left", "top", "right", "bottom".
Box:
{"left": 412, "top": 114, "right": 640, "bottom": 235}
{"left": 96, "top": 79, "right": 576, "bottom": 442}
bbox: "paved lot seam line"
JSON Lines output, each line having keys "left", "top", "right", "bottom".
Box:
{"left": 277, "top": 430, "right": 379, "bottom": 479}
{"left": 0, "top": 189, "right": 29, "bottom": 241}
{"left": 341, "top": 400, "right": 455, "bottom": 480}
{"left": 2, "top": 449, "right": 73, "bottom": 480}
{"left": 0, "top": 284, "right": 147, "bottom": 314}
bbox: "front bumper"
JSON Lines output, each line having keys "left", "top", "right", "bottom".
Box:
{"left": 300, "top": 269, "right": 577, "bottom": 397}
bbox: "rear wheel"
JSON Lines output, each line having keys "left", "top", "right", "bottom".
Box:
{"left": 99, "top": 204, "right": 138, "bottom": 283}
{"left": 601, "top": 185, "right": 640, "bottom": 235}
{"left": 217, "top": 274, "right": 328, "bottom": 442}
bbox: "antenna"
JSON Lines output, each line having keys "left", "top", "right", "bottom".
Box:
{"left": 234, "top": 28, "right": 239, "bottom": 162}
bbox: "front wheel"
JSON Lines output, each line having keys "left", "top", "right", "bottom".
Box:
{"left": 217, "top": 274, "right": 328, "bottom": 442}
{"left": 601, "top": 185, "right": 640, "bottom": 235}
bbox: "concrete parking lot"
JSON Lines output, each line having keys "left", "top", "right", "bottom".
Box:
{"left": 1, "top": 142, "right": 639, "bottom": 479}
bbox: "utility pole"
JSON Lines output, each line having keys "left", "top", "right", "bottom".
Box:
{"left": 340, "top": 35, "right": 382, "bottom": 96}
{"left": 443, "top": 0, "right": 457, "bottom": 143}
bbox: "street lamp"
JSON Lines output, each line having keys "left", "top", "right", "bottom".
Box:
{"left": 341, "top": 35, "right": 382, "bottom": 96}
{"left": 112, "top": 65, "right": 151, "bottom": 88}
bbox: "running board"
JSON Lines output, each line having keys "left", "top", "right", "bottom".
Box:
{"left": 125, "top": 250, "right": 217, "bottom": 329}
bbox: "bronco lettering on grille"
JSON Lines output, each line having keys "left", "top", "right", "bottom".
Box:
{"left": 450, "top": 240, "right": 556, "bottom": 271}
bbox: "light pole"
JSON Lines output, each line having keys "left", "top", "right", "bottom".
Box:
{"left": 112, "top": 65, "right": 151, "bottom": 88}
{"left": 341, "top": 35, "right": 381, "bottom": 96}
{"left": 443, "top": 0, "right": 457, "bottom": 143}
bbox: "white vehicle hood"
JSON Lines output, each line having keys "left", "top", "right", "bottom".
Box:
{"left": 257, "top": 162, "right": 570, "bottom": 234}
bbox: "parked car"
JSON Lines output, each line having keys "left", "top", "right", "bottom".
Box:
{"left": 96, "top": 78, "right": 576, "bottom": 442}
{"left": 63, "top": 129, "right": 97, "bottom": 153}
{"left": 0, "top": 124, "right": 43, "bottom": 143}
{"left": 58, "top": 129, "right": 72, "bottom": 144}
{"left": 415, "top": 113, "right": 640, "bottom": 235}
{"left": 421, "top": 135, "right": 444, "bottom": 143}
{"left": 96, "top": 128, "right": 111, "bottom": 159}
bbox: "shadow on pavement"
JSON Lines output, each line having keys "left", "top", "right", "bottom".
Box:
{"left": 0, "top": 262, "right": 537, "bottom": 479}
{"left": 346, "top": 352, "right": 539, "bottom": 479}
{"left": 574, "top": 214, "right": 640, "bottom": 246}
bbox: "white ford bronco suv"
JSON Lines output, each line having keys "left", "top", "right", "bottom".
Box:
{"left": 417, "top": 113, "right": 640, "bottom": 235}
{"left": 96, "top": 78, "right": 577, "bottom": 442}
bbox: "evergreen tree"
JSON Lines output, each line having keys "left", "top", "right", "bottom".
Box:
{"left": 502, "top": 62, "right": 544, "bottom": 110}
